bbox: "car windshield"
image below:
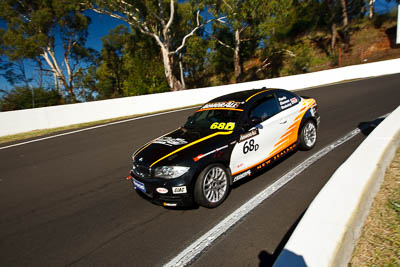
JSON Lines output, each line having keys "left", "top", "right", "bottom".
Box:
{"left": 184, "top": 109, "right": 242, "bottom": 130}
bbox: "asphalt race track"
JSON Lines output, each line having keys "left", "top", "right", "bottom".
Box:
{"left": 1, "top": 74, "right": 400, "bottom": 267}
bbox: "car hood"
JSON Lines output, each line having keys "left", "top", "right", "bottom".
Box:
{"left": 133, "top": 127, "right": 233, "bottom": 167}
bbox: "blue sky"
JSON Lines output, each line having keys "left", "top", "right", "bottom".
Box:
{"left": 0, "top": 11, "right": 129, "bottom": 91}
{"left": 0, "top": 1, "right": 399, "bottom": 91}
{"left": 85, "top": 11, "right": 130, "bottom": 51}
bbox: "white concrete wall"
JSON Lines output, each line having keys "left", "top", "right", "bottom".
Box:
{"left": 274, "top": 105, "right": 400, "bottom": 267}
{"left": 1, "top": 58, "right": 400, "bottom": 137}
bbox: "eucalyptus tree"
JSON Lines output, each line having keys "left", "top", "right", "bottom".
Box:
{"left": 89, "top": 0, "right": 224, "bottom": 91}
{"left": 208, "top": 0, "right": 293, "bottom": 83}
{"left": 322, "top": 0, "right": 364, "bottom": 50}
{"left": 340, "top": 0, "right": 349, "bottom": 47}
{"left": 97, "top": 25, "right": 130, "bottom": 98}
{"left": 95, "top": 25, "right": 168, "bottom": 98}
{"left": 0, "top": 0, "right": 93, "bottom": 103}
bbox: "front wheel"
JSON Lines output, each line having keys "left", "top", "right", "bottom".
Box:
{"left": 194, "top": 164, "right": 230, "bottom": 208}
{"left": 298, "top": 120, "right": 317, "bottom": 150}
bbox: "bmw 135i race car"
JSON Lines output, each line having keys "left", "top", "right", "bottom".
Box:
{"left": 128, "top": 88, "right": 320, "bottom": 208}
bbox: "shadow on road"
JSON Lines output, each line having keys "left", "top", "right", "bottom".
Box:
{"left": 358, "top": 116, "right": 386, "bottom": 136}
{"left": 258, "top": 212, "right": 305, "bottom": 267}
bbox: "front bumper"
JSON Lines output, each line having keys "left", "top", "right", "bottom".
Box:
{"left": 128, "top": 171, "right": 194, "bottom": 207}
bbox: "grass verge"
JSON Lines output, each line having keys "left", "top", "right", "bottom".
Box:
{"left": 349, "top": 147, "right": 400, "bottom": 266}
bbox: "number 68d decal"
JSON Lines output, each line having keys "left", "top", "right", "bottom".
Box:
{"left": 243, "top": 139, "right": 259, "bottom": 154}
{"left": 210, "top": 122, "right": 235, "bottom": 130}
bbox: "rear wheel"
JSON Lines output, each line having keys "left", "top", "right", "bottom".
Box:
{"left": 299, "top": 120, "right": 317, "bottom": 150}
{"left": 194, "top": 164, "right": 230, "bottom": 208}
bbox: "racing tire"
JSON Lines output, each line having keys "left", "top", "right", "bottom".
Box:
{"left": 194, "top": 164, "right": 230, "bottom": 208}
{"left": 298, "top": 120, "right": 317, "bottom": 151}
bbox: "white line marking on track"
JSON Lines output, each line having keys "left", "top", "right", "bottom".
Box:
{"left": 0, "top": 106, "right": 200, "bottom": 151}
{"left": 164, "top": 114, "right": 390, "bottom": 267}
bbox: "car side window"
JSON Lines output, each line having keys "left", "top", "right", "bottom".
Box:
{"left": 249, "top": 95, "right": 280, "bottom": 122}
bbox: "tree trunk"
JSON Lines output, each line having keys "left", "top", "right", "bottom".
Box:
{"left": 369, "top": 0, "right": 375, "bottom": 19}
{"left": 161, "top": 47, "right": 184, "bottom": 91}
{"left": 233, "top": 29, "right": 242, "bottom": 83}
{"left": 331, "top": 23, "right": 338, "bottom": 50}
{"left": 41, "top": 47, "right": 77, "bottom": 102}
{"left": 64, "top": 84, "right": 76, "bottom": 103}
{"left": 340, "top": 0, "right": 350, "bottom": 49}
{"left": 340, "top": 0, "right": 349, "bottom": 27}
{"left": 53, "top": 73, "right": 60, "bottom": 94}
{"left": 178, "top": 53, "right": 186, "bottom": 90}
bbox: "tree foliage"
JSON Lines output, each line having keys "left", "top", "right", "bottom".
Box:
{"left": 88, "top": 0, "right": 220, "bottom": 91}
{"left": 0, "top": 0, "right": 95, "bottom": 103}
{"left": 94, "top": 25, "right": 168, "bottom": 99}
{"left": 0, "top": 0, "right": 396, "bottom": 111}
{"left": 0, "top": 86, "right": 62, "bottom": 111}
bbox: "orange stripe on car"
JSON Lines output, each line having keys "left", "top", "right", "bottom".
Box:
{"left": 279, "top": 129, "right": 297, "bottom": 141}
{"left": 271, "top": 99, "right": 315, "bottom": 153}
{"left": 233, "top": 98, "right": 316, "bottom": 176}
{"left": 273, "top": 138, "right": 289, "bottom": 149}
{"left": 245, "top": 89, "right": 271, "bottom": 102}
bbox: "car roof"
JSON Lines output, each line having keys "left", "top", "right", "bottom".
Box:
{"left": 209, "top": 88, "right": 285, "bottom": 103}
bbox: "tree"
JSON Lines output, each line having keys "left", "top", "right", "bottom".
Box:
{"left": 0, "top": 58, "right": 39, "bottom": 107}
{"left": 368, "top": 0, "right": 376, "bottom": 19}
{"left": 89, "top": 0, "right": 224, "bottom": 91}
{"left": 0, "top": 86, "right": 62, "bottom": 111}
{"left": 94, "top": 25, "right": 168, "bottom": 99}
{"left": 97, "top": 25, "right": 130, "bottom": 98}
{"left": 340, "top": 0, "right": 350, "bottom": 48}
{"left": 207, "top": 0, "right": 293, "bottom": 83}
{"left": 171, "top": 2, "right": 213, "bottom": 88}
{"left": 323, "top": 0, "right": 364, "bottom": 50}
{"left": 181, "top": 35, "right": 212, "bottom": 88}
{"left": 0, "top": 0, "right": 94, "bottom": 103}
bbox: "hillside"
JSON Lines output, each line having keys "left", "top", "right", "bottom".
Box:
{"left": 243, "top": 14, "right": 400, "bottom": 81}
{"left": 314, "top": 16, "right": 400, "bottom": 70}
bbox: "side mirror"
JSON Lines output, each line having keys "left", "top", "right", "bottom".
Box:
{"left": 250, "top": 117, "right": 262, "bottom": 125}
{"left": 186, "top": 115, "right": 193, "bottom": 122}
{"left": 243, "top": 117, "right": 262, "bottom": 131}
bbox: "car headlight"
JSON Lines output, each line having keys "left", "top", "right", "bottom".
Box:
{"left": 154, "top": 166, "right": 190, "bottom": 179}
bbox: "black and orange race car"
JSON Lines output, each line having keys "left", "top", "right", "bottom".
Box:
{"left": 128, "top": 88, "right": 320, "bottom": 208}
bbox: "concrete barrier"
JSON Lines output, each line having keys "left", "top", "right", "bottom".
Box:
{"left": 1, "top": 58, "right": 400, "bottom": 137}
{"left": 273, "top": 105, "right": 400, "bottom": 267}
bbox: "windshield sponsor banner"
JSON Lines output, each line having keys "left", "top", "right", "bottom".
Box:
{"left": 201, "top": 101, "right": 241, "bottom": 110}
